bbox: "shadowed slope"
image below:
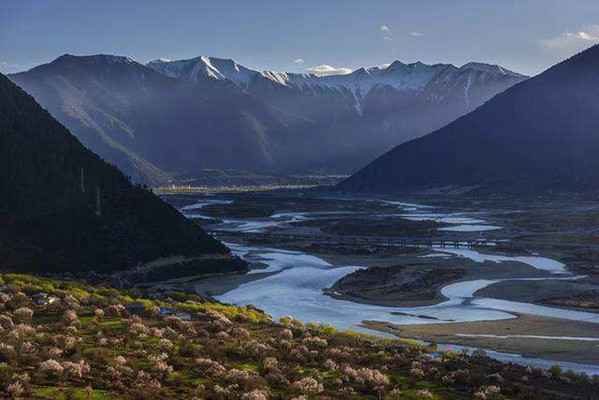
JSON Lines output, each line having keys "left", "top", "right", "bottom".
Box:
{"left": 0, "top": 73, "right": 237, "bottom": 274}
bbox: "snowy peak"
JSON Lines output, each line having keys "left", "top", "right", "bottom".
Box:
{"left": 256, "top": 61, "right": 471, "bottom": 98}
{"left": 147, "top": 56, "right": 258, "bottom": 89}
{"left": 311, "top": 61, "right": 449, "bottom": 95}
{"left": 351, "top": 67, "right": 369, "bottom": 76}
{"left": 460, "top": 62, "right": 524, "bottom": 78}
{"left": 146, "top": 55, "right": 526, "bottom": 99}
{"left": 256, "top": 61, "right": 447, "bottom": 95}
{"left": 145, "top": 55, "right": 527, "bottom": 118}
{"left": 259, "top": 70, "right": 295, "bottom": 86}
{"left": 384, "top": 60, "right": 407, "bottom": 70}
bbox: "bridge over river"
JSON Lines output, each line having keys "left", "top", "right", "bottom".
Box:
{"left": 214, "top": 231, "right": 498, "bottom": 249}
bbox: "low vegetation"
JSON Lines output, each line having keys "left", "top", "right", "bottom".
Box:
{"left": 540, "top": 290, "right": 599, "bottom": 312}
{"left": 334, "top": 266, "right": 466, "bottom": 303}
{"left": 0, "top": 273, "right": 595, "bottom": 399}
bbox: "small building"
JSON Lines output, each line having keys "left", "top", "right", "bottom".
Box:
{"left": 124, "top": 302, "right": 147, "bottom": 315}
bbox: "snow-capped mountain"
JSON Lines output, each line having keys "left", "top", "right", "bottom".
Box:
{"left": 149, "top": 57, "right": 523, "bottom": 93}
{"left": 338, "top": 44, "right": 599, "bottom": 194}
{"left": 9, "top": 53, "right": 527, "bottom": 183}
{"left": 148, "top": 57, "right": 525, "bottom": 115}
{"left": 260, "top": 60, "right": 523, "bottom": 93}
{"left": 147, "top": 56, "right": 257, "bottom": 90}
{"left": 460, "top": 62, "right": 523, "bottom": 76}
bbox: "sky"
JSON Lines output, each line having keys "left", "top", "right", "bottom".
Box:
{"left": 1, "top": 0, "right": 599, "bottom": 77}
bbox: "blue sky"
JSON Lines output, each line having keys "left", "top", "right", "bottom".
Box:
{"left": 2, "top": 0, "right": 598, "bottom": 76}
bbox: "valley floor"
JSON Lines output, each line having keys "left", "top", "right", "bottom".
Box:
{"left": 164, "top": 191, "right": 599, "bottom": 375}
{"left": 363, "top": 313, "right": 599, "bottom": 366}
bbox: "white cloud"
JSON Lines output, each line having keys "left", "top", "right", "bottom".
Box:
{"left": 0, "top": 61, "right": 20, "bottom": 73}
{"left": 542, "top": 24, "right": 599, "bottom": 49}
{"left": 380, "top": 25, "right": 390, "bottom": 33}
{"left": 306, "top": 64, "right": 352, "bottom": 76}
{"left": 293, "top": 58, "right": 305, "bottom": 64}
{"left": 382, "top": 36, "right": 393, "bottom": 42}
{"left": 409, "top": 31, "right": 423, "bottom": 37}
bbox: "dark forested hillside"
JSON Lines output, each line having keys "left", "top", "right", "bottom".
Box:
{"left": 0, "top": 73, "right": 236, "bottom": 275}
{"left": 338, "top": 45, "right": 599, "bottom": 194}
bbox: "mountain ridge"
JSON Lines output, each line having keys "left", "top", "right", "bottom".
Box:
{"left": 10, "top": 53, "right": 527, "bottom": 183}
{"left": 337, "top": 44, "right": 599, "bottom": 194}
{"left": 147, "top": 55, "right": 525, "bottom": 101}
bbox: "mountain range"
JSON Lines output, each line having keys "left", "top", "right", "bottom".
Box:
{"left": 9, "top": 54, "right": 526, "bottom": 184}
{"left": 338, "top": 45, "right": 599, "bottom": 194}
{"left": 0, "top": 72, "right": 243, "bottom": 278}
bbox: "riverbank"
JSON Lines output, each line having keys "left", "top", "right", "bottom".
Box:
{"left": 189, "top": 244, "right": 559, "bottom": 308}
{"left": 192, "top": 270, "right": 278, "bottom": 297}
{"left": 166, "top": 192, "right": 599, "bottom": 373}
{"left": 475, "top": 278, "right": 599, "bottom": 312}
{"left": 320, "top": 251, "right": 556, "bottom": 307}
{"left": 325, "top": 264, "right": 465, "bottom": 307}
{"left": 363, "top": 313, "right": 599, "bottom": 367}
